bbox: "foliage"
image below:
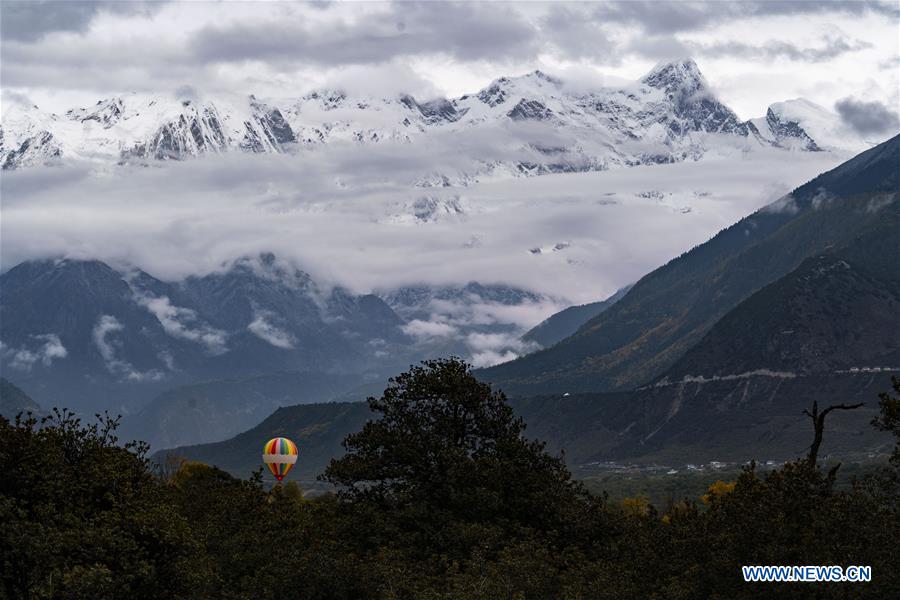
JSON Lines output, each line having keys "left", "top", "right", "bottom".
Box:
{"left": 872, "top": 376, "right": 900, "bottom": 467}
{"left": 0, "top": 409, "right": 200, "bottom": 599}
{"left": 701, "top": 479, "right": 736, "bottom": 504}
{"left": 323, "top": 359, "right": 593, "bottom": 542}
{"left": 2, "top": 362, "right": 899, "bottom": 598}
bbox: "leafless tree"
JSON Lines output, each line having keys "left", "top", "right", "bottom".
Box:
{"left": 803, "top": 400, "right": 863, "bottom": 476}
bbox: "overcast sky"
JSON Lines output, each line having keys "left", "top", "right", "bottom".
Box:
{"left": 1, "top": 0, "right": 898, "bottom": 121}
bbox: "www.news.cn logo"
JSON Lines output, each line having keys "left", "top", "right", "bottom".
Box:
{"left": 742, "top": 565, "right": 872, "bottom": 583}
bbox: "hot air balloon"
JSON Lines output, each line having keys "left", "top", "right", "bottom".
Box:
{"left": 262, "top": 437, "right": 299, "bottom": 481}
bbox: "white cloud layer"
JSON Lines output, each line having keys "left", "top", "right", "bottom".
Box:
{"left": 1, "top": 145, "right": 844, "bottom": 307}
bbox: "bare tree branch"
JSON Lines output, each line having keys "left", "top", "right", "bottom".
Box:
{"left": 804, "top": 401, "right": 864, "bottom": 467}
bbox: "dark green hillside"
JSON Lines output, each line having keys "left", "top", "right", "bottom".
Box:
{"left": 157, "top": 401, "right": 372, "bottom": 483}
{"left": 0, "top": 378, "right": 42, "bottom": 418}
{"left": 522, "top": 284, "right": 631, "bottom": 348}
{"left": 121, "top": 371, "right": 367, "bottom": 451}
{"left": 518, "top": 373, "right": 893, "bottom": 466}
{"left": 480, "top": 134, "right": 900, "bottom": 395}
{"left": 518, "top": 222, "right": 899, "bottom": 464}
{"left": 164, "top": 372, "right": 894, "bottom": 481}
{"left": 663, "top": 255, "right": 900, "bottom": 380}
{"left": 790, "top": 131, "right": 900, "bottom": 198}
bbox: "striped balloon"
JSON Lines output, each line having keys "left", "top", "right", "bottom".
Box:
{"left": 262, "top": 437, "right": 299, "bottom": 481}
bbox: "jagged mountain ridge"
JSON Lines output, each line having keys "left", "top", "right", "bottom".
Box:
{"left": 1, "top": 59, "right": 869, "bottom": 173}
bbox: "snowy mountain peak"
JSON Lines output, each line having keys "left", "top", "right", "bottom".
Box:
{"left": 642, "top": 58, "right": 707, "bottom": 96}
{"left": 301, "top": 89, "right": 348, "bottom": 110}
{"left": 747, "top": 98, "right": 865, "bottom": 152}
{"left": 0, "top": 59, "right": 877, "bottom": 172}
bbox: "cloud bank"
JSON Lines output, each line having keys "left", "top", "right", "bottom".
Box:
{"left": 1, "top": 1, "right": 896, "bottom": 119}
{"left": 0, "top": 142, "right": 843, "bottom": 311}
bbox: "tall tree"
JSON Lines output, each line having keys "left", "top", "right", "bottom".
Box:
{"left": 322, "top": 358, "right": 585, "bottom": 532}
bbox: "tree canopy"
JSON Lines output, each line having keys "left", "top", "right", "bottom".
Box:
{"left": 2, "top": 361, "right": 898, "bottom": 598}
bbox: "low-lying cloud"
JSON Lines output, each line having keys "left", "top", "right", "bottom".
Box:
{"left": 1, "top": 142, "right": 843, "bottom": 313}
{"left": 92, "top": 315, "right": 163, "bottom": 381}
{"left": 248, "top": 310, "right": 296, "bottom": 349}
{"left": 465, "top": 332, "right": 540, "bottom": 369}
{"left": 134, "top": 294, "right": 228, "bottom": 355}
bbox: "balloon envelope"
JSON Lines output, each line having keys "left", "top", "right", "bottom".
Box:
{"left": 262, "top": 437, "right": 298, "bottom": 481}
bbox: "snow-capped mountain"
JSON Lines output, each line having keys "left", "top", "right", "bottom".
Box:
{"left": 1, "top": 93, "right": 296, "bottom": 168}
{"left": 0, "top": 59, "right": 872, "bottom": 174}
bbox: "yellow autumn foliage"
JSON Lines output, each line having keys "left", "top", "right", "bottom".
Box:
{"left": 620, "top": 495, "right": 652, "bottom": 516}
{"left": 701, "top": 480, "right": 736, "bottom": 504}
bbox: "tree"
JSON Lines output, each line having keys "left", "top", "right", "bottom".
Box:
{"left": 872, "top": 376, "right": 900, "bottom": 467}
{"left": 802, "top": 400, "right": 863, "bottom": 469}
{"left": 0, "top": 410, "right": 202, "bottom": 600}
{"left": 322, "top": 358, "right": 588, "bottom": 535}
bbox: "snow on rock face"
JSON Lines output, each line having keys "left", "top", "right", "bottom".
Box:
{"left": 0, "top": 60, "right": 872, "bottom": 172}
{"left": 762, "top": 107, "right": 821, "bottom": 151}
{"left": 641, "top": 58, "right": 708, "bottom": 97}
{"left": 1, "top": 93, "right": 304, "bottom": 166}
{"left": 0, "top": 104, "right": 64, "bottom": 168}
{"left": 507, "top": 99, "right": 554, "bottom": 121}
{"left": 750, "top": 99, "right": 872, "bottom": 154}
{"left": 67, "top": 98, "right": 126, "bottom": 129}
{"left": 642, "top": 58, "right": 748, "bottom": 137}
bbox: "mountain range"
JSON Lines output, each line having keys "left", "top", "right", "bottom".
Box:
{"left": 0, "top": 251, "right": 558, "bottom": 446}
{"left": 480, "top": 133, "right": 900, "bottom": 394}
{"left": 159, "top": 134, "right": 900, "bottom": 478}
{"left": 1, "top": 59, "right": 871, "bottom": 179}
{"left": 0, "top": 253, "right": 410, "bottom": 412}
